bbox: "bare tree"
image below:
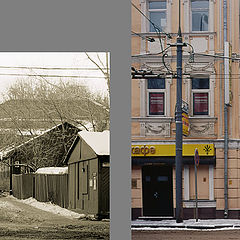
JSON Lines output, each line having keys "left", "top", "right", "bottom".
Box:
{"left": 85, "top": 52, "right": 110, "bottom": 94}
{"left": 0, "top": 77, "right": 109, "bottom": 167}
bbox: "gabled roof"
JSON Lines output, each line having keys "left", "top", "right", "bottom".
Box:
{"left": 0, "top": 122, "right": 80, "bottom": 167}
{"left": 79, "top": 130, "right": 110, "bottom": 155}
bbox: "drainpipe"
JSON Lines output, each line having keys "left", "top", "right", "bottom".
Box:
{"left": 224, "top": 104, "right": 228, "bottom": 218}
{"left": 223, "top": 0, "right": 228, "bottom": 219}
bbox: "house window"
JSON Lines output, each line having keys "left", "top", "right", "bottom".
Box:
{"left": 147, "top": 78, "right": 165, "bottom": 116}
{"left": 191, "top": 0, "right": 209, "bottom": 31}
{"left": 192, "top": 78, "right": 209, "bottom": 115}
{"left": 149, "top": 0, "right": 167, "bottom": 32}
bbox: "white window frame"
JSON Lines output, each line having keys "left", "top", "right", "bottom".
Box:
{"left": 183, "top": 165, "right": 215, "bottom": 208}
{"left": 146, "top": 78, "right": 166, "bottom": 117}
{"left": 148, "top": 0, "right": 167, "bottom": 33}
{"left": 190, "top": 0, "right": 209, "bottom": 32}
{"left": 190, "top": 76, "right": 210, "bottom": 117}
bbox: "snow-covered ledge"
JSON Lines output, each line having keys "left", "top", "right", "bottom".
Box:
{"left": 183, "top": 200, "right": 216, "bottom": 208}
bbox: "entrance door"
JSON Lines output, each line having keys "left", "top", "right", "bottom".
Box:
{"left": 142, "top": 165, "right": 173, "bottom": 216}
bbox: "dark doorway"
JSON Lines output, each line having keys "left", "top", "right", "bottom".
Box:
{"left": 142, "top": 165, "right": 173, "bottom": 216}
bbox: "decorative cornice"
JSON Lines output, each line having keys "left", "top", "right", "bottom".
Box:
{"left": 142, "top": 63, "right": 172, "bottom": 74}
{"left": 184, "top": 62, "right": 216, "bottom": 74}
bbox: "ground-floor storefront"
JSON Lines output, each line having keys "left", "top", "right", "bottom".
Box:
{"left": 131, "top": 142, "right": 240, "bottom": 220}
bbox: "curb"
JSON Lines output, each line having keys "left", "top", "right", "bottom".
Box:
{"left": 131, "top": 224, "right": 236, "bottom": 230}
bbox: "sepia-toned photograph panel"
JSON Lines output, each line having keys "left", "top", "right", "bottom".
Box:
{"left": 0, "top": 52, "right": 110, "bottom": 239}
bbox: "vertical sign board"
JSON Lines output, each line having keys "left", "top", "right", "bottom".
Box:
{"left": 182, "top": 101, "right": 189, "bottom": 136}
{"left": 194, "top": 148, "right": 200, "bottom": 222}
{"left": 229, "top": 43, "right": 232, "bottom": 105}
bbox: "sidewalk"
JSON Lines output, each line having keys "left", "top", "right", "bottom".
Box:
{"left": 132, "top": 219, "right": 240, "bottom": 230}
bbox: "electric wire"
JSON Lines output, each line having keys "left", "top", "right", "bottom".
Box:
{"left": 131, "top": 31, "right": 155, "bottom": 42}
{"left": 0, "top": 65, "right": 107, "bottom": 70}
{"left": 0, "top": 73, "right": 106, "bottom": 78}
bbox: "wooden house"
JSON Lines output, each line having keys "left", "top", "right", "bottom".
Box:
{"left": 65, "top": 130, "right": 110, "bottom": 219}
{"left": 0, "top": 122, "right": 80, "bottom": 192}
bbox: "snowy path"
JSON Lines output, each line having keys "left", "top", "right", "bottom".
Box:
{"left": 0, "top": 194, "right": 109, "bottom": 239}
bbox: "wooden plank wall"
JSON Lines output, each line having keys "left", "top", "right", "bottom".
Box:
{"left": 13, "top": 173, "right": 68, "bottom": 209}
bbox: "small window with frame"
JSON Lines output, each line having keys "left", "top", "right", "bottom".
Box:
{"left": 148, "top": 0, "right": 167, "bottom": 32}
{"left": 191, "top": 0, "right": 209, "bottom": 32}
{"left": 147, "top": 78, "right": 166, "bottom": 116}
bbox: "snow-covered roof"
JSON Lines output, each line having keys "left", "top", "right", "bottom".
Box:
{"left": 0, "top": 122, "right": 78, "bottom": 160}
{"left": 35, "top": 167, "right": 68, "bottom": 174}
{"left": 78, "top": 130, "right": 110, "bottom": 155}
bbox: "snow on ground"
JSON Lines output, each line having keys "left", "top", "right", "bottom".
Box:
{"left": 132, "top": 219, "right": 240, "bottom": 231}
{"left": 0, "top": 200, "right": 22, "bottom": 212}
{"left": 10, "top": 196, "right": 85, "bottom": 219}
{"left": 131, "top": 227, "right": 238, "bottom": 231}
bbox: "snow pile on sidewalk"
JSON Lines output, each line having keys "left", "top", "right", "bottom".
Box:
{"left": 132, "top": 218, "right": 240, "bottom": 231}
{"left": 14, "top": 197, "right": 85, "bottom": 219}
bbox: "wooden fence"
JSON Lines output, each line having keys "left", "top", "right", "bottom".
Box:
{"left": 12, "top": 173, "right": 68, "bottom": 208}
{"left": 12, "top": 174, "right": 35, "bottom": 199}
{"left": 35, "top": 174, "right": 68, "bottom": 208}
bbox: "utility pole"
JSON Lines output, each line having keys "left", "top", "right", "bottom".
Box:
{"left": 9, "top": 158, "right": 13, "bottom": 195}
{"left": 175, "top": 0, "right": 183, "bottom": 223}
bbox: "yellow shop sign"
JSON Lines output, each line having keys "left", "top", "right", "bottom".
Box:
{"left": 131, "top": 144, "right": 215, "bottom": 157}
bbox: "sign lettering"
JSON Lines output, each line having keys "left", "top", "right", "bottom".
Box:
{"left": 132, "top": 146, "right": 156, "bottom": 156}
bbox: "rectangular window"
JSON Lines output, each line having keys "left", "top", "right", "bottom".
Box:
{"left": 193, "top": 93, "right": 208, "bottom": 115}
{"left": 149, "top": 0, "right": 167, "bottom": 32}
{"left": 191, "top": 0, "right": 209, "bottom": 31}
{"left": 192, "top": 78, "right": 209, "bottom": 115}
{"left": 149, "top": 92, "right": 164, "bottom": 115}
{"left": 147, "top": 78, "right": 165, "bottom": 116}
{"left": 148, "top": 78, "right": 165, "bottom": 89}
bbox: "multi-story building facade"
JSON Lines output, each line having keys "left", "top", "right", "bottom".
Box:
{"left": 131, "top": 0, "right": 240, "bottom": 219}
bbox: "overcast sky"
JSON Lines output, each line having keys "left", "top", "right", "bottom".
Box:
{"left": 0, "top": 52, "right": 109, "bottom": 102}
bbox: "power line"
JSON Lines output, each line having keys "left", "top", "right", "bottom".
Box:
{"left": 0, "top": 73, "right": 106, "bottom": 79}
{"left": 132, "top": 51, "right": 240, "bottom": 62}
{"left": 0, "top": 65, "right": 107, "bottom": 71}
{"left": 131, "top": 31, "right": 155, "bottom": 42}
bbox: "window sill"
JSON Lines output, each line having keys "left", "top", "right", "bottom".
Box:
{"left": 132, "top": 116, "right": 173, "bottom": 123}
{"left": 138, "top": 32, "right": 216, "bottom": 37}
{"left": 189, "top": 116, "right": 217, "bottom": 122}
{"left": 186, "top": 32, "right": 216, "bottom": 35}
